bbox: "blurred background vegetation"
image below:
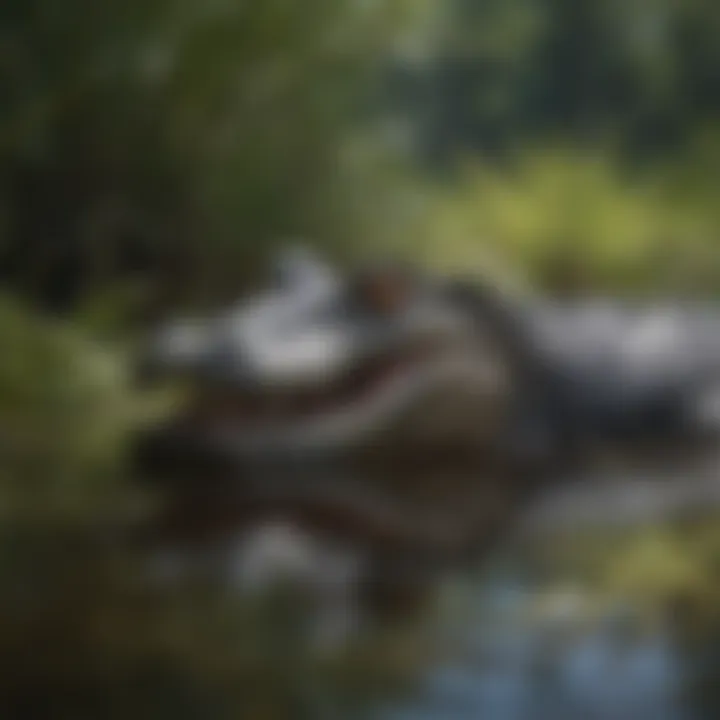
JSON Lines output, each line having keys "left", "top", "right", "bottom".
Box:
{"left": 2, "top": 0, "right": 720, "bottom": 316}
{"left": 2, "top": 0, "right": 720, "bottom": 717}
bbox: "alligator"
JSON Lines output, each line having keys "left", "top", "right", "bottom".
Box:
{"left": 134, "top": 248, "right": 533, "bottom": 477}
{"left": 135, "top": 247, "right": 720, "bottom": 476}
{"left": 132, "top": 248, "right": 720, "bottom": 617}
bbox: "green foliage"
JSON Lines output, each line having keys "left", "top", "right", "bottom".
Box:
{"left": 395, "top": 0, "right": 720, "bottom": 164}
{"left": 0, "top": 294, "right": 136, "bottom": 517}
{"left": 370, "top": 148, "right": 720, "bottom": 295}
{"left": 0, "top": 0, "right": 415, "bottom": 309}
{"left": 516, "top": 511, "right": 720, "bottom": 647}
{"left": 2, "top": 0, "right": 720, "bottom": 307}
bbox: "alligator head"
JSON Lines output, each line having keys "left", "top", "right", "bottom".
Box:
{"left": 134, "top": 248, "right": 529, "bottom": 480}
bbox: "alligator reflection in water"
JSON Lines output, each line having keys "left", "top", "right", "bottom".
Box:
{"left": 140, "top": 459, "right": 720, "bottom": 719}
{"left": 141, "top": 462, "right": 534, "bottom": 633}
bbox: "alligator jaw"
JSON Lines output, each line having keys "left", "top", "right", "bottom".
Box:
{"left": 133, "top": 350, "right": 511, "bottom": 485}
{"left": 190, "top": 353, "right": 508, "bottom": 461}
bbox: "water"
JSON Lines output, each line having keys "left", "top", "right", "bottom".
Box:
{"left": 382, "top": 578, "right": 696, "bottom": 720}
{"left": 374, "top": 462, "right": 720, "bottom": 720}
{"left": 146, "top": 459, "right": 720, "bottom": 719}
